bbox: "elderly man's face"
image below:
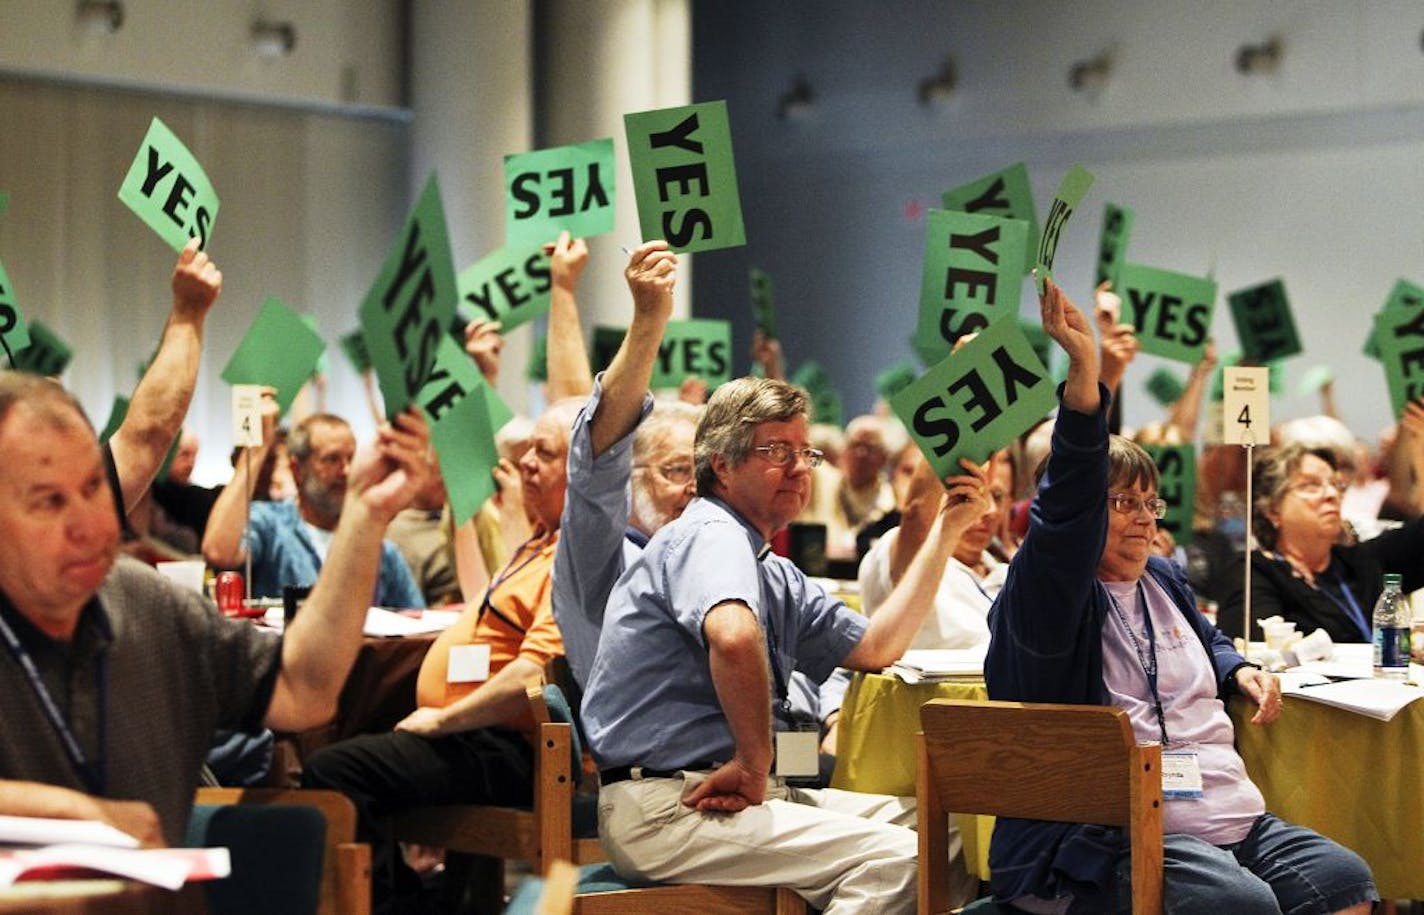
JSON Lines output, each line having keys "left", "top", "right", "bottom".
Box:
{"left": 519, "top": 413, "right": 571, "bottom": 531}
{"left": 293, "top": 422, "right": 355, "bottom": 528}
{"left": 842, "top": 427, "right": 887, "bottom": 489}
{"left": 0, "top": 403, "right": 120, "bottom": 636}
{"left": 712, "top": 415, "right": 813, "bottom": 538}
{"left": 168, "top": 431, "right": 199, "bottom": 485}
{"left": 630, "top": 421, "right": 696, "bottom": 536}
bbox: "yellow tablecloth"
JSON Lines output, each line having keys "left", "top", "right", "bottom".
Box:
{"left": 1231, "top": 693, "right": 1424, "bottom": 899}
{"left": 833, "top": 671, "right": 1424, "bottom": 898}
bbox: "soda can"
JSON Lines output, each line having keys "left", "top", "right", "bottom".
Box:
{"left": 215, "top": 571, "right": 244, "bottom": 617}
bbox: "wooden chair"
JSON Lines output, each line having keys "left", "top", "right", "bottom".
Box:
{"left": 917, "top": 699, "right": 1163, "bottom": 915}
{"left": 193, "top": 786, "right": 371, "bottom": 915}
{"left": 570, "top": 877, "right": 807, "bottom": 914}
{"left": 390, "top": 682, "right": 604, "bottom": 907}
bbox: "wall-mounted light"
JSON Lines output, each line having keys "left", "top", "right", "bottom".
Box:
{"left": 776, "top": 75, "right": 814, "bottom": 121}
{"left": 1236, "top": 36, "right": 1281, "bottom": 75}
{"left": 251, "top": 19, "right": 297, "bottom": 58}
{"left": 918, "top": 58, "right": 957, "bottom": 106}
{"left": 76, "top": 0, "right": 123, "bottom": 36}
{"left": 1068, "top": 51, "right": 1113, "bottom": 92}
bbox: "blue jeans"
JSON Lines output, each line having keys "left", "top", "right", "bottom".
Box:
{"left": 1096, "top": 813, "right": 1377, "bottom": 914}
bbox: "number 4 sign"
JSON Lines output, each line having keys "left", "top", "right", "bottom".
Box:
{"left": 232, "top": 385, "right": 265, "bottom": 447}
{"left": 1221, "top": 366, "right": 1269, "bottom": 446}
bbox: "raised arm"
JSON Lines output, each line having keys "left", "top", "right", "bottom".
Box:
{"left": 545, "top": 231, "right": 594, "bottom": 401}
{"left": 1093, "top": 281, "right": 1137, "bottom": 397}
{"left": 682, "top": 602, "right": 774, "bottom": 812}
{"left": 1043, "top": 274, "right": 1100, "bottom": 415}
{"left": 1166, "top": 339, "right": 1217, "bottom": 442}
{"left": 109, "top": 240, "right": 221, "bottom": 511}
{"left": 589, "top": 241, "right": 677, "bottom": 456}
{"left": 262, "top": 408, "right": 430, "bottom": 730}
{"left": 201, "top": 390, "right": 278, "bottom": 568}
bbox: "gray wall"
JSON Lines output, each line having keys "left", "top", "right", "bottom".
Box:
{"left": 691, "top": 0, "right": 1424, "bottom": 441}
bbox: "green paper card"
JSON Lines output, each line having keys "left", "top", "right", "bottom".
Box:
{"left": 750, "top": 267, "right": 777, "bottom": 338}
{"left": 0, "top": 257, "right": 32, "bottom": 356}
{"left": 526, "top": 333, "right": 549, "bottom": 382}
{"left": 1095, "top": 202, "right": 1134, "bottom": 290}
{"left": 1117, "top": 262, "right": 1216, "bottom": 364}
{"left": 1034, "top": 164, "right": 1095, "bottom": 293}
{"left": 1364, "top": 279, "right": 1424, "bottom": 361}
{"left": 417, "top": 336, "right": 513, "bottom": 525}
{"left": 1142, "top": 444, "right": 1195, "bottom": 548}
{"left": 914, "top": 209, "right": 1028, "bottom": 364}
{"left": 890, "top": 315, "right": 1057, "bottom": 479}
{"left": 941, "top": 162, "right": 1039, "bottom": 277}
{"left": 650, "top": 319, "right": 732, "bottom": 389}
{"left": 1297, "top": 365, "right": 1334, "bottom": 396}
{"left": 811, "top": 386, "right": 843, "bottom": 427}
{"left": 0, "top": 191, "right": 8, "bottom": 217}
{"left": 301, "top": 314, "right": 328, "bottom": 378}
{"left": 116, "top": 117, "right": 219, "bottom": 252}
{"left": 790, "top": 361, "right": 829, "bottom": 393}
{"left": 340, "top": 330, "right": 372, "bottom": 374}
{"left": 590, "top": 325, "right": 625, "bottom": 374}
{"left": 504, "top": 138, "right": 615, "bottom": 248}
{"left": 12, "top": 320, "right": 72, "bottom": 376}
{"left": 99, "top": 395, "right": 130, "bottom": 445}
{"left": 457, "top": 245, "right": 552, "bottom": 332}
{"left": 220, "top": 297, "right": 325, "bottom": 415}
{"left": 359, "top": 174, "right": 458, "bottom": 418}
{"left": 1145, "top": 368, "right": 1186, "bottom": 406}
{"left": 624, "top": 100, "right": 746, "bottom": 253}
{"left": 1228, "top": 279, "right": 1302, "bottom": 363}
{"left": 1372, "top": 307, "right": 1424, "bottom": 417}
{"left": 1019, "top": 319, "right": 1053, "bottom": 374}
{"left": 875, "top": 360, "right": 920, "bottom": 400}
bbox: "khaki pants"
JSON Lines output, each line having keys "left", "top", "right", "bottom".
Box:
{"left": 598, "top": 769, "right": 975, "bottom": 913}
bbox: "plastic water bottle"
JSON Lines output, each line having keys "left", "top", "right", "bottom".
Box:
{"left": 1372, "top": 573, "right": 1411, "bottom": 680}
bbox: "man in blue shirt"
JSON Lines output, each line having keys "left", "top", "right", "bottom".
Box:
{"left": 580, "top": 373, "right": 994, "bottom": 913}
{"left": 204, "top": 409, "right": 422, "bottom": 608}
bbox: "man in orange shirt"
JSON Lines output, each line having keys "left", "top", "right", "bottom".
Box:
{"left": 303, "top": 397, "right": 581, "bottom": 915}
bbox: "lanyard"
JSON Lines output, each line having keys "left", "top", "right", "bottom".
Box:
{"left": 0, "top": 612, "right": 107, "bottom": 794}
{"left": 1324, "top": 567, "right": 1370, "bottom": 641}
{"left": 478, "top": 531, "right": 552, "bottom": 634}
{"left": 1107, "top": 581, "right": 1170, "bottom": 747}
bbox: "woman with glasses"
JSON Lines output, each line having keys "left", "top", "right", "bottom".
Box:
{"left": 1216, "top": 439, "right": 1424, "bottom": 644}
{"left": 982, "top": 277, "right": 1375, "bottom": 914}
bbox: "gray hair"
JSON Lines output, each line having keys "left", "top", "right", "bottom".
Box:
{"left": 634, "top": 400, "right": 701, "bottom": 466}
{"left": 287, "top": 413, "right": 351, "bottom": 462}
{"left": 1251, "top": 442, "right": 1340, "bottom": 551}
{"left": 695, "top": 377, "right": 810, "bottom": 496}
{"left": 1108, "top": 434, "right": 1160, "bottom": 493}
{"left": 1275, "top": 415, "right": 1357, "bottom": 475}
{"left": 0, "top": 371, "right": 92, "bottom": 435}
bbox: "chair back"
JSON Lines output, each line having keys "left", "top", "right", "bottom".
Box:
{"left": 917, "top": 699, "right": 1162, "bottom": 915}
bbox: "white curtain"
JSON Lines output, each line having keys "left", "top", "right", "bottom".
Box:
{"left": 0, "top": 75, "right": 410, "bottom": 485}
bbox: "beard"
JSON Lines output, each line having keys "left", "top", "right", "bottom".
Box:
{"left": 630, "top": 482, "right": 677, "bottom": 537}
{"left": 300, "top": 474, "right": 346, "bottom": 526}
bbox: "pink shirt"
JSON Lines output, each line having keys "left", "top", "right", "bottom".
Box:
{"left": 1100, "top": 576, "right": 1263, "bottom": 845}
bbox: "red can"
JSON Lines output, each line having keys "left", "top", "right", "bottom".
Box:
{"left": 215, "top": 571, "right": 245, "bottom": 617}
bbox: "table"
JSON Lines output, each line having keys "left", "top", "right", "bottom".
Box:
{"left": 1231, "top": 693, "right": 1424, "bottom": 899}
{"left": 833, "top": 671, "right": 1424, "bottom": 898}
{"left": 0, "top": 880, "right": 208, "bottom": 913}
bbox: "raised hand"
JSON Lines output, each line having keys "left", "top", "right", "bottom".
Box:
{"left": 171, "top": 238, "right": 222, "bottom": 321}
{"left": 463, "top": 319, "right": 504, "bottom": 387}
{"left": 549, "top": 230, "right": 590, "bottom": 293}
{"left": 624, "top": 240, "right": 677, "bottom": 319}
{"left": 348, "top": 407, "right": 431, "bottom": 524}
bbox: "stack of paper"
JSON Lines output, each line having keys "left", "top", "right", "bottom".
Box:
{"left": 0, "top": 816, "right": 228, "bottom": 889}
{"left": 886, "top": 648, "right": 986, "bottom": 684}
{"left": 1280, "top": 677, "right": 1424, "bottom": 722}
{"left": 362, "top": 607, "right": 461, "bottom": 637}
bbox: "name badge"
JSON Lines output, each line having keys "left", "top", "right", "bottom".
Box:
{"left": 774, "top": 730, "right": 820, "bottom": 778}
{"left": 1162, "top": 751, "right": 1204, "bottom": 800}
{"left": 447, "top": 643, "right": 491, "bottom": 683}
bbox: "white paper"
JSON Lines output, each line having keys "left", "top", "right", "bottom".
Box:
{"left": 886, "top": 648, "right": 987, "bottom": 683}
{"left": 1281, "top": 677, "right": 1424, "bottom": 721}
{"left": 447, "top": 643, "right": 491, "bottom": 683}
{"left": 362, "top": 607, "right": 459, "bottom": 637}
{"left": 1221, "top": 366, "right": 1270, "bottom": 446}
{"left": 774, "top": 731, "right": 820, "bottom": 778}
{"left": 0, "top": 816, "right": 139, "bottom": 849}
{"left": 231, "top": 385, "right": 265, "bottom": 447}
{"left": 0, "top": 846, "right": 229, "bottom": 890}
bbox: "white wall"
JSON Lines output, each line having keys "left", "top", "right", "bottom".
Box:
{"left": 0, "top": 0, "right": 403, "bottom": 109}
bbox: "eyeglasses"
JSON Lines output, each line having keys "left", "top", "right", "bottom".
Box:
{"left": 752, "top": 442, "right": 824, "bottom": 469}
{"left": 1288, "top": 475, "right": 1349, "bottom": 499}
{"left": 634, "top": 462, "right": 694, "bottom": 485}
{"left": 1108, "top": 493, "right": 1168, "bottom": 519}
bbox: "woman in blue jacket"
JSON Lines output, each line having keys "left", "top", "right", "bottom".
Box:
{"left": 982, "top": 277, "right": 1375, "bottom": 914}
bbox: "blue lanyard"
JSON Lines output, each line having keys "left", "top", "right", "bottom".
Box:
{"left": 1324, "top": 567, "right": 1370, "bottom": 641}
{"left": 0, "top": 612, "right": 107, "bottom": 794}
{"left": 1107, "top": 581, "right": 1170, "bottom": 747}
{"left": 478, "top": 531, "right": 553, "bottom": 634}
